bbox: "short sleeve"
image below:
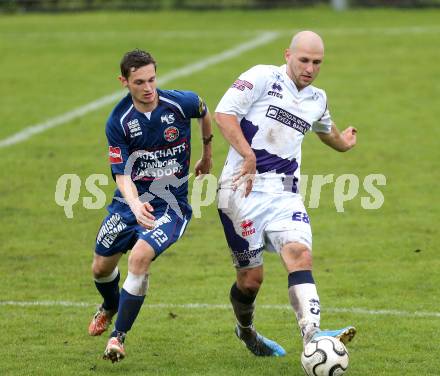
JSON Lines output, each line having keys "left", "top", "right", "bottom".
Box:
{"left": 215, "top": 65, "right": 268, "bottom": 119}
{"left": 178, "top": 91, "right": 207, "bottom": 119}
{"left": 105, "top": 116, "right": 130, "bottom": 177}
{"left": 312, "top": 92, "right": 333, "bottom": 134}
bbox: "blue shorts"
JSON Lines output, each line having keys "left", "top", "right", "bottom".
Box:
{"left": 95, "top": 205, "right": 191, "bottom": 257}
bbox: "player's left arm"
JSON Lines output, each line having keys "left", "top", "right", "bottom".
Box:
{"left": 194, "top": 109, "right": 213, "bottom": 176}
{"left": 316, "top": 123, "right": 357, "bottom": 152}
{"left": 178, "top": 91, "right": 213, "bottom": 175}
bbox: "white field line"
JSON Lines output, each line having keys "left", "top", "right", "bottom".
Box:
{"left": 1, "top": 300, "right": 439, "bottom": 318}
{"left": 0, "top": 32, "right": 279, "bottom": 149}
{"left": 2, "top": 24, "right": 439, "bottom": 149}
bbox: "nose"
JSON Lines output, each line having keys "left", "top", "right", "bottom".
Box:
{"left": 304, "top": 63, "right": 314, "bottom": 74}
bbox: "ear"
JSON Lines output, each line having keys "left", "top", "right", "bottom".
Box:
{"left": 118, "top": 75, "right": 128, "bottom": 87}
{"left": 284, "top": 48, "right": 291, "bottom": 62}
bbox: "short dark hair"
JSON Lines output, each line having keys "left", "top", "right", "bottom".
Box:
{"left": 120, "top": 49, "right": 156, "bottom": 79}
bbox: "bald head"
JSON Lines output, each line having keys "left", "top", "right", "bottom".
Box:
{"left": 284, "top": 31, "right": 325, "bottom": 90}
{"left": 289, "top": 30, "right": 324, "bottom": 55}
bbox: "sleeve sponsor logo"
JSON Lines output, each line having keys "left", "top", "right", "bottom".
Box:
{"left": 231, "top": 79, "right": 254, "bottom": 91}
{"left": 109, "top": 146, "right": 123, "bottom": 164}
{"left": 265, "top": 105, "right": 311, "bottom": 135}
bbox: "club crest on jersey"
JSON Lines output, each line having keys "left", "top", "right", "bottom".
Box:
{"left": 271, "top": 71, "right": 284, "bottom": 83}
{"left": 240, "top": 219, "right": 256, "bottom": 237}
{"left": 164, "top": 126, "right": 179, "bottom": 142}
{"left": 161, "top": 113, "right": 175, "bottom": 125}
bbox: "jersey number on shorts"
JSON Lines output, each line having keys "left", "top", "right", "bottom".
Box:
{"left": 292, "top": 211, "right": 310, "bottom": 224}
{"left": 151, "top": 228, "right": 169, "bottom": 246}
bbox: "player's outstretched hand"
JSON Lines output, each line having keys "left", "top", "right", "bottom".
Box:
{"left": 194, "top": 157, "right": 212, "bottom": 177}
{"left": 232, "top": 152, "right": 256, "bottom": 198}
{"left": 341, "top": 126, "right": 357, "bottom": 149}
{"left": 132, "top": 201, "right": 155, "bottom": 230}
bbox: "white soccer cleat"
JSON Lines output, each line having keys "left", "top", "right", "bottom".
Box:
{"left": 103, "top": 335, "right": 126, "bottom": 363}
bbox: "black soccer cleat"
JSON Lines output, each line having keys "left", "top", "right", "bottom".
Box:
{"left": 235, "top": 324, "right": 286, "bottom": 357}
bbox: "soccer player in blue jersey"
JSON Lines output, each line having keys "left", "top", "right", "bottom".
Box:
{"left": 88, "top": 49, "right": 213, "bottom": 363}
{"left": 215, "top": 31, "right": 357, "bottom": 357}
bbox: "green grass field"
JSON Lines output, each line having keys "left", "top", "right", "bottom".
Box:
{"left": 1, "top": 7, "right": 439, "bottom": 376}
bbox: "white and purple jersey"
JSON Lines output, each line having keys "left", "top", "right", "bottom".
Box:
{"left": 106, "top": 89, "right": 206, "bottom": 219}
{"left": 215, "top": 64, "right": 333, "bottom": 194}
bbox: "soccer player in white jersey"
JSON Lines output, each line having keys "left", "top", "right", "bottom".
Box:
{"left": 215, "top": 31, "right": 357, "bottom": 357}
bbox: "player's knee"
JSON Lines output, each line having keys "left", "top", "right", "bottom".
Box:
{"left": 128, "top": 247, "right": 155, "bottom": 273}
{"left": 237, "top": 270, "right": 263, "bottom": 295}
{"left": 123, "top": 271, "right": 149, "bottom": 296}
{"left": 282, "top": 242, "right": 312, "bottom": 269}
{"left": 92, "top": 260, "right": 115, "bottom": 280}
{"left": 240, "top": 281, "right": 261, "bottom": 296}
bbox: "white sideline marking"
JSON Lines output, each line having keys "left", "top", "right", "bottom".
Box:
{"left": 2, "top": 24, "right": 438, "bottom": 149}
{"left": 1, "top": 301, "right": 439, "bottom": 318}
{"left": 0, "top": 32, "right": 279, "bottom": 149}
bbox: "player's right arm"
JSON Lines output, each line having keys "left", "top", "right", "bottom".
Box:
{"left": 215, "top": 113, "right": 256, "bottom": 197}
{"left": 215, "top": 65, "right": 267, "bottom": 197}
{"left": 106, "top": 115, "right": 155, "bottom": 229}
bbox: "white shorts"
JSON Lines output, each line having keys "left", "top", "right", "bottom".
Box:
{"left": 217, "top": 188, "right": 312, "bottom": 269}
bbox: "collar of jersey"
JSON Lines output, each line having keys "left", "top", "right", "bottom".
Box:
{"left": 131, "top": 94, "right": 164, "bottom": 120}
{"left": 280, "top": 64, "right": 315, "bottom": 99}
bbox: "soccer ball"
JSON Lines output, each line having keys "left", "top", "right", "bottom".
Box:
{"left": 301, "top": 336, "right": 349, "bottom": 376}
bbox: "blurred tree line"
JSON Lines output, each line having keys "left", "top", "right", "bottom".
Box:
{"left": 1, "top": 0, "right": 439, "bottom": 12}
